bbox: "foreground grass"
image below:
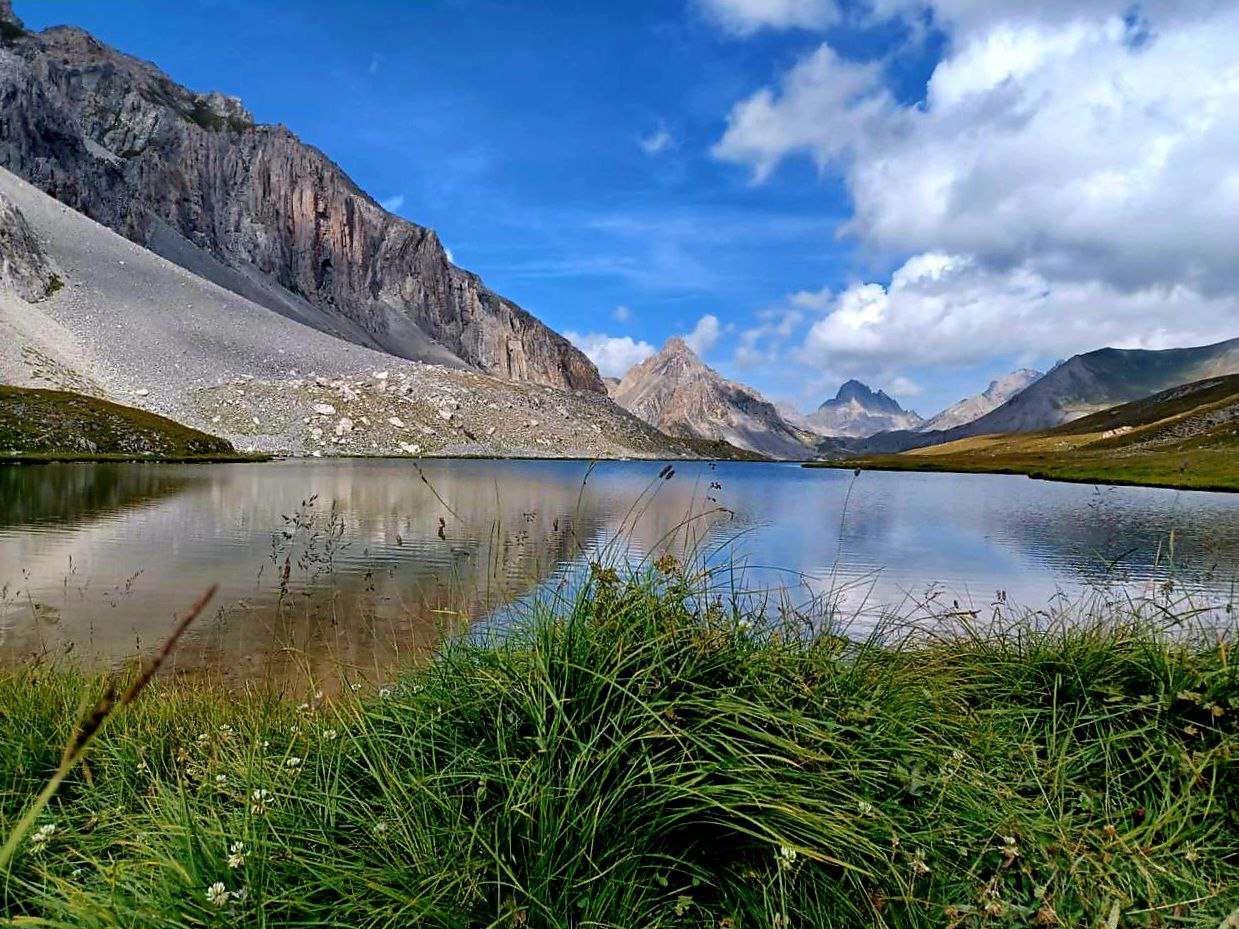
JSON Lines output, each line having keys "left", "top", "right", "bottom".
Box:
{"left": 1, "top": 572, "right": 1236, "bottom": 927}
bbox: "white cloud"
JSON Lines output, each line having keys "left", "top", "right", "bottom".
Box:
{"left": 715, "top": 1, "right": 1239, "bottom": 373}
{"left": 613, "top": 304, "right": 633, "bottom": 323}
{"left": 799, "top": 252, "right": 1238, "bottom": 369}
{"left": 713, "top": 45, "right": 891, "bottom": 183}
{"left": 565, "top": 331, "right": 655, "bottom": 378}
{"left": 698, "top": 0, "right": 839, "bottom": 35}
{"left": 888, "top": 376, "right": 922, "bottom": 397}
{"left": 681, "top": 314, "right": 723, "bottom": 356}
{"left": 639, "top": 126, "right": 675, "bottom": 154}
{"left": 735, "top": 308, "right": 802, "bottom": 366}
{"left": 379, "top": 193, "right": 405, "bottom": 213}
{"left": 445, "top": 247, "right": 455, "bottom": 264}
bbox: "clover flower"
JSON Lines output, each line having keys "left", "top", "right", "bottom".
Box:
{"left": 321, "top": 728, "right": 338, "bottom": 742}
{"left": 29, "top": 823, "right": 56, "bottom": 853}
{"left": 228, "top": 841, "right": 246, "bottom": 869}
{"left": 250, "top": 788, "right": 271, "bottom": 814}
{"left": 776, "top": 845, "right": 798, "bottom": 870}
{"left": 205, "top": 882, "right": 230, "bottom": 908}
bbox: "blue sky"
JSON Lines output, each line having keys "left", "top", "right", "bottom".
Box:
{"left": 18, "top": 0, "right": 1239, "bottom": 416}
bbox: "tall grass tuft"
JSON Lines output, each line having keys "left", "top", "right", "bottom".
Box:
{"left": 0, "top": 564, "right": 1235, "bottom": 927}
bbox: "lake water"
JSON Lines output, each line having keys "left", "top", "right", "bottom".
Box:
{"left": 1, "top": 459, "right": 1236, "bottom": 684}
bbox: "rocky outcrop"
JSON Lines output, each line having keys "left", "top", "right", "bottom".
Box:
{"left": 613, "top": 338, "right": 814, "bottom": 459}
{"left": 0, "top": 189, "right": 57, "bottom": 300}
{"left": 918, "top": 368, "right": 1042, "bottom": 433}
{"left": 0, "top": 17, "right": 602, "bottom": 391}
{"left": 804, "top": 379, "right": 922, "bottom": 438}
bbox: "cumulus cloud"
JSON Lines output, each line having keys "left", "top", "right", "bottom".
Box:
{"left": 566, "top": 331, "right": 655, "bottom": 378}
{"left": 715, "top": 1, "right": 1239, "bottom": 373}
{"left": 799, "top": 252, "right": 1238, "bottom": 369}
{"left": 613, "top": 304, "right": 633, "bottom": 323}
{"left": 697, "top": 0, "right": 839, "bottom": 34}
{"left": 682, "top": 314, "right": 724, "bottom": 356}
{"left": 379, "top": 193, "right": 405, "bottom": 213}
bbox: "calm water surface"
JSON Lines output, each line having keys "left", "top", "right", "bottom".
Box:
{"left": 1, "top": 459, "right": 1236, "bottom": 682}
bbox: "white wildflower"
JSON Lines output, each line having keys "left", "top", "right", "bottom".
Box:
{"left": 776, "top": 845, "right": 798, "bottom": 870}
{"left": 250, "top": 788, "right": 271, "bottom": 814}
{"left": 29, "top": 823, "right": 56, "bottom": 853}
{"left": 373, "top": 821, "right": 389, "bottom": 838}
{"left": 321, "top": 728, "right": 338, "bottom": 742}
{"left": 215, "top": 774, "right": 229, "bottom": 787}
{"left": 228, "top": 841, "right": 246, "bottom": 869}
{"left": 285, "top": 756, "right": 303, "bottom": 770}
{"left": 205, "top": 881, "right": 230, "bottom": 908}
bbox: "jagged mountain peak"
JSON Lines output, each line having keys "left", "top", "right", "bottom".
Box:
{"left": 806, "top": 379, "right": 921, "bottom": 437}
{"left": 826, "top": 379, "right": 907, "bottom": 415}
{"left": 613, "top": 345, "right": 813, "bottom": 459}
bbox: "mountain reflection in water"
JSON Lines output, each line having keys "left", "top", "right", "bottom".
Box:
{"left": 1, "top": 459, "right": 1235, "bottom": 684}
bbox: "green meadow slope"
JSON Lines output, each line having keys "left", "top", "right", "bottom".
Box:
{"left": 811, "top": 374, "right": 1239, "bottom": 491}
{"left": 0, "top": 385, "right": 241, "bottom": 461}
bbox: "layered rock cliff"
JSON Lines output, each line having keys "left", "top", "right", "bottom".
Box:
{"left": 0, "top": 7, "right": 602, "bottom": 391}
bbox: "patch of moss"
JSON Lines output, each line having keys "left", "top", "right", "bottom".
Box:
{"left": 0, "top": 386, "right": 243, "bottom": 461}
{"left": 44, "top": 273, "right": 64, "bottom": 298}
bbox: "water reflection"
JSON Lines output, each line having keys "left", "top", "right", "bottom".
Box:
{"left": 0, "top": 460, "right": 1235, "bottom": 683}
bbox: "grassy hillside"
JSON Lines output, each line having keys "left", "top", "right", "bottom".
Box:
{"left": 0, "top": 570, "right": 1235, "bottom": 926}
{"left": 0, "top": 385, "right": 245, "bottom": 461}
{"left": 812, "top": 374, "right": 1239, "bottom": 491}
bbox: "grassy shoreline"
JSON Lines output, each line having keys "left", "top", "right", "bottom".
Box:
{"left": 1, "top": 570, "right": 1235, "bottom": 927}
{"left": 805, "top": 455, "right": 1239, "bottom": 493}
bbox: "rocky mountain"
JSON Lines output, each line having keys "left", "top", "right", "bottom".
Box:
{"left": 804, "top": 380, "right": 922, "bottom": 438}
{"left": 954, "top": 338, "right": 1239, "bottom": 438}
{"left": 0, "top": 164, "right": 681, "bottom": 459}
{"left": 918, "top": 368, "right": 1042, "bottom": 433}
{"left": 0, "top": 1, "right": 602, "bottom": 391}
{"left": 612, "top": 338, "right": 814, "bottom": 459}
{"left": 841, "top": 337, "right": 1239, "bottom": 458}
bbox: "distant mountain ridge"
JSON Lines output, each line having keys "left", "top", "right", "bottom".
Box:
{"left": 613, "top": 339, "right": 814, "bottom": 459}
{"left": 0, "top": 2, "right": 602, "bottom": 391}
{"left": 804, "top": 379, "right": 923, "bottom": 438}
{"left": 844, "top": 336, "right": 1239, "bottom": 457}
{"left": 918, "top": 369, "right": 1043, "bottom": 433}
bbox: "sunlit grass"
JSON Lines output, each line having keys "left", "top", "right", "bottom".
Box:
{"left": 1, "top": 563, "right": 1236, "bottom": 927}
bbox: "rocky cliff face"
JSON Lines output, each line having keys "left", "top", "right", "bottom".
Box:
{"left": 0, "top": 12, "right": 602, "bottom": 392}
{"left": 613, "top": 338, "right": 813, "bottom": 459}
{"left": 0, "top": 189, "right": 57, "bottom": 300}
{"left": 805, "top": 379, "right": 922, "bottom": 438}
{"left": 918, "top": 369, "right": 1042, "bottom": 433}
